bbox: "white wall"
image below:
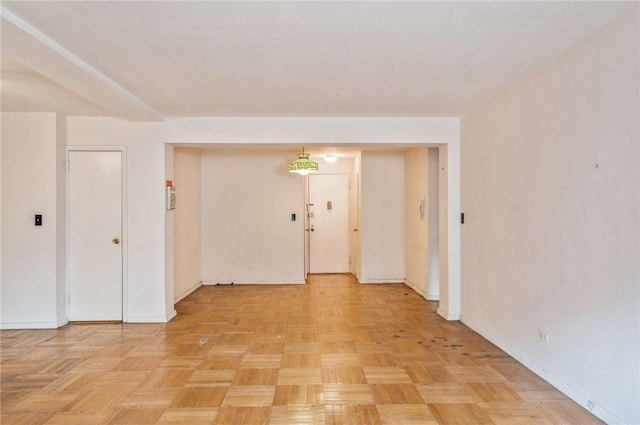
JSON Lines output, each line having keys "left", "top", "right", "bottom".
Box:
{"left": 0, "top": 116, "right": 2, "bottom": 319}
{"left": 173, "top": 148, "right": 202, "bottom": 301}
{"left": 360, "top": 151, "right": 405, "bottom": 283}
{"left": 200, "top": 150, "right": 305, "bottom": 284}
{"left": 314, "top": 157, "right": 354, "bottom": 175}
{"left": 1, "top": 113, "right": 64, "bottom": 328}
{"left": 404, "top": 147, "right": 440, "bottom": 300}
{"left": 55, "top": 114, "right": 67, "bottom": 325}
{"left": 427, "top": 148, "right": 440, "bottom": 300}
{"left": 164, "top": 144, "right": 175, "bottom": 319}
{"left": 461, "top": 8, "right": 639, "bottom": 424}
{"left": 405, "top": 148, "right": 429, "bottom": 295}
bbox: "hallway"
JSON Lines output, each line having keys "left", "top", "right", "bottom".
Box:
{"left": 1, "top": 275, "right": 602, "bottom": 424}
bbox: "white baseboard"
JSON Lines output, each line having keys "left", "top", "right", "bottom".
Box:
{"left": 202, "top": 280, "right": 305, "bottom": 285}
{"left": 166, "top": 309, "right": 177, "bottom": 322}
{"left": 174, "top": 281, "right": 203, "bottom": 303}
{"left": 57, "top": 318, "right": 69, "bottom": 327}
{"left": 403, "top": 280, "right": 440, "bottom": 302}
{"left": 359, "top": 278, "right": 405, "bottom": 284}
{"left": 404, "top": 279, "right": 427, "bottom": 296}
{"left": 459, "top": 315, "right": 624, "bottom": 425}
{"left": 437, "top": 307, "right": 460, "bottom": 321}
{"left": 0, "top": 321, "right": 60, "bottom": 329}
{"left": 126, "top": 315, "right": 173, "bottom": 323}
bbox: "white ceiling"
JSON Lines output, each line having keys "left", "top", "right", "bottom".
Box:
{"left": 1, "top": 1, "right": 636, "bottom": 121}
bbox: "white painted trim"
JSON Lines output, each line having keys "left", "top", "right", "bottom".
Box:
{"left": 358, "top": 278, "right": 405, "bottom": 284}
{"left": 127, "top": 315, "right": 173, "bottom": 323}
{"left": 437, "top": 307, "right": 460, "bottom": 321}
{"left": 121, "top": 150, "right": 129, "bottom": 323}
{"left": 404, "top": 279, "right": 441, "bottom": 302}
{"left": 404, "top": 279, "right": 427, "bottom": 296}
{"left": 460, "top": 315, "right": 623, "bottom": 425}
{"left": 202, "top": 280, "right": 305, "bottom": 285}
{"left": 307, "top": 171, "right": 354, "bottom": 176}
{"left": 57, "top": 318, "right": 69, "bottom": 327}
{"left": 66, "top": 146, "right": 128, "bottom": 323}
{"left": 174, "top": 281, "right": 202, "bottom": 303}
{"left": 166, "top": 310, "right": 177, "bottom": 322}
{"left": 1, "top": 321, "right": 60, "bottom": 329}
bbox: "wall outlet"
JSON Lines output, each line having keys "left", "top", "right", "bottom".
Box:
{"left": 538, "top": 329, "right": 550, "bottom": 344}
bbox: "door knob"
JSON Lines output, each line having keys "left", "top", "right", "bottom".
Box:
{"left": 112, "top": 238, "right": 120, "bottom": 245}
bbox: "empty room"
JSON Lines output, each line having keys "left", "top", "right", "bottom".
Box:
{"left": 1, "top": 2, "right": 638, "bottom": 424}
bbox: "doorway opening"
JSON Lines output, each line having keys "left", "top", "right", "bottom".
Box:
{"left": 168, "top": 143, "right": 457, "bottom": 319}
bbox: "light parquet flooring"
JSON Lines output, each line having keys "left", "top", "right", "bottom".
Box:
{"left": 1, "top": 274, "right": 603, "bottom": 424}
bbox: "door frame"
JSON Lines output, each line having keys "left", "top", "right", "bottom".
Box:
{"left": 305, "top": 172, "right": 352, "bottom": 276}
{"left": 66, "top": 146, "right": 128, "bottom": 322}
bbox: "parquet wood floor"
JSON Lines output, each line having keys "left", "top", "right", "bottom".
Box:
{"left": 1, "top": 274, "right": 603, "bottom": 424}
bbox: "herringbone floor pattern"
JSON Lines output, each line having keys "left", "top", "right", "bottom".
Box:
{"left": 1, "top": 274, "right": 602, "bottom": 424}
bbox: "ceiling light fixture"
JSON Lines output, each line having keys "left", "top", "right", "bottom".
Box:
{"left": 288, "top": 148, "right": 318, "bottom": 175}
{"left": 324, "top": 154, "right": 337, "bottom": 163}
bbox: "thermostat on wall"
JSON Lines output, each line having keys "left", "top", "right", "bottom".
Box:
{"left": 166, "top": 180, "right": 176, "bottom": 211}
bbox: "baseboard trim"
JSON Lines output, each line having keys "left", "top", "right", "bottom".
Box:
{"left": 403, "top": 280, "right": 441, "bottom": 302}
{"left": 202, "top": 280, "right": 305, "bottom": 285}
{"left": 460, "top": 315, "right": 624, "bottom": 425}
{"left": 174, "top": 281, "right": 203, "bottom": 303}
{"left": 404, "top": 279, "right": 427, "bottom": 296}
{"left": 0, "top": 321, "right": 60, "bottom": 329}
{"left": 359, "top": 278, "right": 405, "bottom": 284}
{"left": 166, "top": 309, "right": 177, "bottom": 322}
{"left": 57, "top": 318, "right": 69, "bottom": 327}
{"left": 126, "top": 315, "right": 173, "bottom": 323}
{"left": 437, "top": 307, "right": 460, "bottom": 321}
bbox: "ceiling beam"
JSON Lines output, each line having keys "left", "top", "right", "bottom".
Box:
{"left": 1, "top": 6, "right": 164, "bottom": 122}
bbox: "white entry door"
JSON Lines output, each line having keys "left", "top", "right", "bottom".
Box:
{"left": 69, "top": 151, "right": 123, "bottom": 321}
{"left": 308, "top": 174, "right": 350, "bottom": 273}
